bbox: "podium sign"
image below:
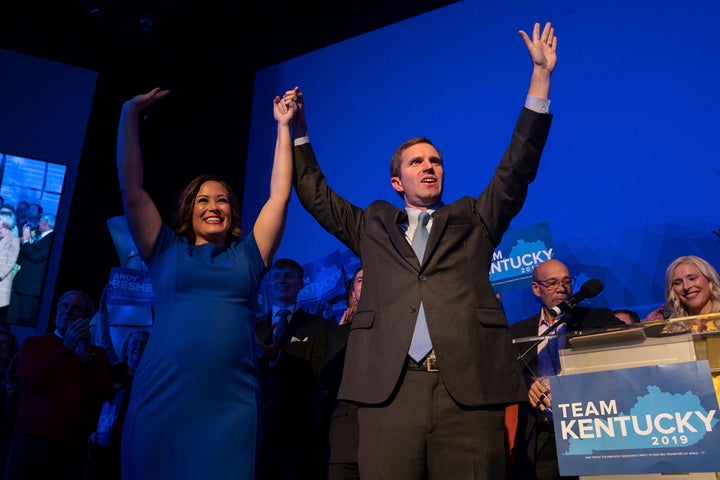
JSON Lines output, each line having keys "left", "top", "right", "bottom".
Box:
{"left": 550, "top": 360, "right": 720, "bottom": 476}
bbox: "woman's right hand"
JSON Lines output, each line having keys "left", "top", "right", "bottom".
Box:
{"left": 124, "top": 88, "right": 170, "bottom": 113}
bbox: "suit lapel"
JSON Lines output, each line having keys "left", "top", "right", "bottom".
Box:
{"left": 563, "top": 311, "right": 581, "bottom": 332}
{"left": 388, "top": 210, "right": 420, "bottom": 269}
{"left": 287, "top": 309, "right": 308, "bottom": 340}
{"left": 388, "top": 206, "right": 449, "bottom": 270}
{"left": 424, "top": 206, "right": 448, "bottom": 266}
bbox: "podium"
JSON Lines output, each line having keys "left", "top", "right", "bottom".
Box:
{"left": 555, "top": 326, "right": 720, "bottom": 480}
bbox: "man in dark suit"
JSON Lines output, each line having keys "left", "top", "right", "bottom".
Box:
{"left": 288, "top": 21, "right": 558, "bottom": 480}
{"left": 256, "top": 258, "right": 341, "bottom": 480}
{"left": 8, "top": 213, "right": 55, "bottom": 327}
{"left": 509, "top": 259, "right": 623, "bottom": 479}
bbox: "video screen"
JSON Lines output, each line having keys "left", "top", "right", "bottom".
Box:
{"left": 0, "top": 151, "right": 67, "bottom": 328}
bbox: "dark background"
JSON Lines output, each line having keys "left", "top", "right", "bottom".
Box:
{"left": 0, "top": 0, "right": 457, "bottom": 319}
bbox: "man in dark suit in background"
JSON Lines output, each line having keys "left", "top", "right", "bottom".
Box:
{"left": 8, "top": 213, "right": 55, "bottom": 327}
{"left": 509, "top": 259, "right": 623, "bottom": 479}
{"left": 256, "top": 257, "right": 341, "bottom": 480}
{"left": 323, "top": 267, "right": 363, "bottom": 480}
{"left": 289, "top": 21, "right": 558, "bottom": 480}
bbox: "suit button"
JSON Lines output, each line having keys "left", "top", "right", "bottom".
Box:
{"left": 419, "top": 275, "right": 427, "bottom": 281}
{"left": 409, "top": 306, "right": 417, "bottom": 313}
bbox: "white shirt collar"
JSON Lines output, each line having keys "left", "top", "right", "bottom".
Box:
{"left": 406, "top": 204, "right": 441, "bottom": 222}
{"left": 538, "top": 310, "right": 564, "bottom": 335}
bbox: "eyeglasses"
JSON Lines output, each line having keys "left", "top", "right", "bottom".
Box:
{"left": 535, "top": 277, "right": 574, "bottom": 290}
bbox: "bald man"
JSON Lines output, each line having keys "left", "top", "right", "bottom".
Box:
{"left": 509, "top": 259, "right": 622, "bottom": 479}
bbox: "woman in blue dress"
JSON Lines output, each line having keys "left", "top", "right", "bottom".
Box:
{"left": 116, "top": 87, "right": 300, "bottom": 479}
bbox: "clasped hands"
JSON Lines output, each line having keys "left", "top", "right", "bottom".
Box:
{"left": 62, "top": 317, "right": 95, "bottom": 363}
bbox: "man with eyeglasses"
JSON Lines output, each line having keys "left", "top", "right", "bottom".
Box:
{"left": 4, "top": 290, "right": 115, "bottom": 479}
{"left": 509, "top": 259, "right": 622, "bottom": 479}
{"left": 255, "top": 258, "right": 342, "bottom": 480}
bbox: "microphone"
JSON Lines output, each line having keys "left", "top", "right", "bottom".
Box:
{"left": 548, "top": 278, "right": 604, "bottom": 317}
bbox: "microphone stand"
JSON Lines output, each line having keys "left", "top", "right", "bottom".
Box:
{"left": 515, "top": 315, "right": 567, "bottom": 366}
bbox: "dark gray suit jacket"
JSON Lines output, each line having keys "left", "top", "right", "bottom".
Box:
{"left": 14, "top": 230, "right": 53, "bottom": 296}
{"left": 256, "top": 308, "right": 340, "bottom": 478}
{"left": 293, "top": 107, "right": 552, "bottom": 407}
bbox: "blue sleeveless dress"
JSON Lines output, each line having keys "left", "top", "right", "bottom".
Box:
{"left": 121, "top": 226, "right": 266, "bottom": 479}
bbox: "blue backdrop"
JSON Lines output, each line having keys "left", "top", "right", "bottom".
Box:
{"left": 244, "top": 0, "right": 720, "bottom": 324}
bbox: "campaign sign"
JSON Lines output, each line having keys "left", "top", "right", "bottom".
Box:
{"left": 490, "top": 221, "right": 554, "bottom": 293}
{"left": 258, "top": 249, "right": 348, "bottom": 316}
{"left": 297, "top": 249, "right": 347, "bottom": 307}
{"left": 107, "top": 266, "right": 156, "bottom": 307}
{"left": 551, "top": 361, "right": 720, "bottom": 475}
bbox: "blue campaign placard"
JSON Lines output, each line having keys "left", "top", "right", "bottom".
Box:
{"left": 551, "top": 361, "right": 720, "bottom": 476}
{"left": 107, "top": 266, "right": 156, "bottom": 307}
{"left": 489, "top": 221, "right": 554, "bottom": 293}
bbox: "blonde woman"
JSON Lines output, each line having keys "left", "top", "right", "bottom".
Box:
{"left": 664, "top": 255, "right": 720, "bottom": 404}
{"left": 664, "top": 255, "right": 720, "bottom": 331}
{"left": 0, "top": 212, "right": 20, "bottom": 326}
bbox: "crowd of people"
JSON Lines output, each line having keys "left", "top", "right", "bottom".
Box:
{"left": 0, "top": 19, "right": 717, "bottom": 480}
{"left": 0, "top": 249, "right": 716, "bottom": 479}
{"left": 0, "top": 197, "right": 56, "bottom": 329}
